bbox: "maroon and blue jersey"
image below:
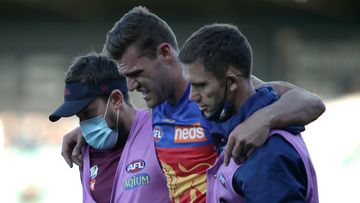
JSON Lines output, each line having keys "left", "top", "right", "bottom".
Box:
{"left": 152, "top": 85, "right": 217, "bottom": 203}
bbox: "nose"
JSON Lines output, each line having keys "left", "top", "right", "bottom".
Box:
{"left": 126, "top": 77, "right": 139, "bottom": 92}
{"left": 189, "top": 86, "right": 201, "bottom": 102}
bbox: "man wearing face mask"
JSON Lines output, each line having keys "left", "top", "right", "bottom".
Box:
{"left": 49, "top": 53, "right": 170, "bottom": 203}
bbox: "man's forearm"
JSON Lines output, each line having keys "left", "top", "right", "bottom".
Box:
{"left": 258, "top": 88, "right": 325, "bottom": 128}
{"left": 251, "top": 75, "right": 326, "bottom": 128}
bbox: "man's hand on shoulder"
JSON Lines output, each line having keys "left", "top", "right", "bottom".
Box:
{"left": 224, "top": 110, "right": 270, "bottom": 166}
{"left": 61, "top": 126, "right": 85, "bottom": 168}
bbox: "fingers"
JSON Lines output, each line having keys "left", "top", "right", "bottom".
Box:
{"left": 246, "top": 148, "right": 255, "bottom": 159}
{"left": 224, "top": 136, "right": 235, "bottom": 166}
{"left": 61, "top": 126, "right": 83, "bottom": 168}
{"left": 72, "top": 153, "right": 83, "bottom": 168}
{"left": 61, "top": 134, "right": 75, "bottom": 168}
{"left": 62, "top": 149, "right": 73, "bottom": 168}
{"left": 72, "top": 135, "right": 85, "bottom": 168}
{"left": 232, "top": 140, "right": 243, "bottom": 165}
{"left": 224, "top": 134, "right": 256, "bottom": 166}
{"left": 236, "top": 143, "right": 254, "bottom": 164}
{"left": 224, "top": 135, "right": 235, "bottom": 166}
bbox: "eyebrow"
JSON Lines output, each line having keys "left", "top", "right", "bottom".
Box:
{"left": 124, "top": 69, "right": 142, "bottom": 77}
{"left": 190, "top": 81, "right": 206, "bottom": 86}
{"left": 119, "top": 63, "right": 142, "bottom": 76}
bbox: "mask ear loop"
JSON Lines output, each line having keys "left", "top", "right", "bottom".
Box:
{"left": 104, "top": 96, "right": 111, "bottom": 118}
{"left": 219, "top": 80, "right": 229, "bottom": 120}
{"left": 219, "top": 79, "right": 235, "bottom": 121}
{"left": 104, "top": 95, "right": 120, "bottom": 130}
{"left": 116, "top": 109, "right": 119, "bottom": 130}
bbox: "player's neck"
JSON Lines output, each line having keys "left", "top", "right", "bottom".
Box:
{"left": 166, "top": 65, "right": 188, "bottom": 106}
{"left": 233, "top": 82, "right": 256, "bottom": 113}
{"left": 112, "top": 107, "right": 136, "bottom": 149}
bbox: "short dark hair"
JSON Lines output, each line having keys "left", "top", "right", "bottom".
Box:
{"left": 179, "top": 23, "right": 253, "bottom": 79}
{"left": 105, "top": 6, "right": 178, "bottom": 60}
{"left": 65, "top": 53, "right": 130, "bottom": 102}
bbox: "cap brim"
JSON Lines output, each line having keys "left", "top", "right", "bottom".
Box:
{"left": 49, "top": 98, "right": 94, "bottom": 122}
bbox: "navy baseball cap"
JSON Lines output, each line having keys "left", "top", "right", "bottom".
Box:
{"left": 49, "top": 79, "right": 127, "bottom": 122}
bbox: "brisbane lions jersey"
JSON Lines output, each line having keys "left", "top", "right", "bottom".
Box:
{"left": 152, "top": 85, "right": 217, "bottom": 203}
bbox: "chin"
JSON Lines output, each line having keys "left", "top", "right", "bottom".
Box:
{"left": 146, "top": 100, "right": 157, "bottom": 108}
{"left": 146, "top": 103, "right": 155, "bottom": 108}
{"left": 202, "top": 110, "right": 211, "bottom": 118}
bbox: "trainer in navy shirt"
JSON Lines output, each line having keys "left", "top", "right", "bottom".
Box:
{"left": 209, "top": 86, "right": 307, "bottom": 202}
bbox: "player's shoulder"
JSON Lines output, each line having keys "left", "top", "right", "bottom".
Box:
{"left": 134, "top": 109, "right": 152, "bottom": 126}
{"left": 253, "top": 134, "right": 301, "bottom": 162}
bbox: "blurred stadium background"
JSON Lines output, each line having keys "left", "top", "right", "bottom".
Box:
{"left": 0, "top": 0, "right": 359, "bottom": 202}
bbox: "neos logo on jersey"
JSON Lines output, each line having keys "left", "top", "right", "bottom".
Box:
{"left": 126, "top": 159, "right": 146, "bottom": 173}
{"left": 174, "top": 125, "right": 207, "bottom": 143}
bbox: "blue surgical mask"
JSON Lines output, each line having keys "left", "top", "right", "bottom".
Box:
{"left": 80, "top": 98, "right": 119, "bottom": 150}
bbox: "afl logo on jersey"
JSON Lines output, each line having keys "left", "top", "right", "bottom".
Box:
{"left": 126, "top": 159, "right": 146, "bottom": 173}
{"left": 153, "top": 126, "right": 163, "bottom": 142}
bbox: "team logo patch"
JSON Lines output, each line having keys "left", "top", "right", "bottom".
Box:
{"left": 174, "top": 125, "right": 207, "bottom": 143}
{"left": 126, "top": 159, "right": 146, "bottom": 173}
{"left": 153, "top": 126, "right": 163, "bottom": 142}
{"left": 90, "top": 179, "right": 96, "bottom": 191}
{"left": 90, "top": 165, "right": 98, "bottom": 191}
{"left": 90, "top": 165, "right": 98, "bottom": 179}
{"left": 218, "top": 173, "right": 228, "bottom": 189}
{"left": 123, "top": 173, "right": 150, "bottom": 190}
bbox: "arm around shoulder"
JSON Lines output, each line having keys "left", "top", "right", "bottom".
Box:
{"left": 251, "top": 75, "right": 326, "bottom": 127}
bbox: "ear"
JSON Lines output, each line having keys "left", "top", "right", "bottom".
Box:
{"left": 109, "top": 89, "right": 124, "bottom": 109}
{"left": 225, "top": 66, "right": 246, "bottom": 92}
{"left": 157, "top": 43, "right": 172, "bottom": 62}
{"left": 226, "top": 72, "right": 240, "bottom": 92}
